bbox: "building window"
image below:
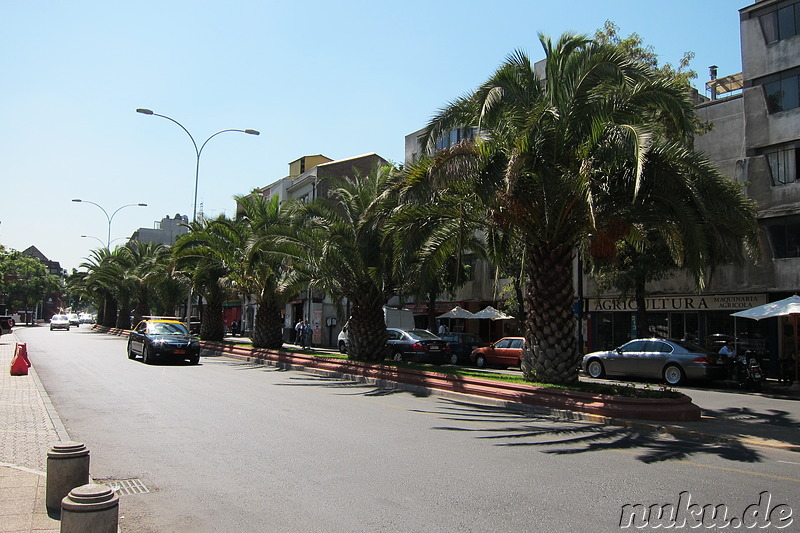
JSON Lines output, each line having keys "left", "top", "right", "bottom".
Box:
{"left": 434, "top": 127, "right": 477, "bottom": 151}
{"left": 762, "top": 69, "right": 800, "bottom": 113}
{"left": 767, "top": 216, "right": 800, "bottom": 258}
{"left": 759, "top": 1, "right": 800, "bottom": 43}
{"left": 763, "top": 143, "right": 799, "bottom": 185}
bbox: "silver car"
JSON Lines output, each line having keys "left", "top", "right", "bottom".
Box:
{"left": 582, "top": 338, "right": 727, "bottom": 386}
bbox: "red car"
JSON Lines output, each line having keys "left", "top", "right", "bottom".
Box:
{"left": 470, "top": 337, "right": 525, "bottom": 368}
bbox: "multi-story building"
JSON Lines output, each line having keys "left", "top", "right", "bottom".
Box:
{"left": 130, "top": 213, "right": 190, "bottom": 246}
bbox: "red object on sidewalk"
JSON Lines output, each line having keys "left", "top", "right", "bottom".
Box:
{"left": 10, "top": 343, "right": 31, "bottom": 376}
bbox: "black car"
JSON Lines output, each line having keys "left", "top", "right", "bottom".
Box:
{"left": 440, "top": 332, "right": 486, "bottom": 365}
{"left": 127, "top": 318, "right": 201, "bottom": 365}
{"left": 386, "top": 328, "right": 450, "bottom": 364}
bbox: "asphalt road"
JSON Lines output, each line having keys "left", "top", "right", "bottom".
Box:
{"left": 18, "top": 325, "right": 800, "bottom": 532}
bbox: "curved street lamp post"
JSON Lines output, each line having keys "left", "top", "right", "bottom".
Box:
{"left": 136, "top": 108, "right": 260, "bottom": 323}
{"left": 72, "top": 200, "right": 147, "bottom": 249}
{"left": 135, "top": 108, "right": 259, "bottom": 222}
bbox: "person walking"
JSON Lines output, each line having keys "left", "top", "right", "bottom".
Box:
{"left": 295, "top": 319, "right": 304, "bottom": 347}
{"left": 304, "top": 320, "right": 313, "bottom": 350}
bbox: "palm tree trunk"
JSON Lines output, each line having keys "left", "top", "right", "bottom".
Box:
{"left": 102, "top": 296, "right": 118, "bottom": 328}
{"left": 116, "top": 300, "right": 131, "bottom": 330}
{"left": 200, "top": 294, "right": 225, "bottom": 341}
{"left": 348, "top": 302, "right": 390, "bottom": 362}
{"left": 520, "top": 244, "right": 580, "bottom": 385}
{"left": 252, "top": 301, "right": 283, "bottom": 349}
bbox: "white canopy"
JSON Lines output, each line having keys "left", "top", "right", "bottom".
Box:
{"left": 437, "top": 305, "right": 476, "bottom": 319}
{"left": 731, "top": 295, "right": 800, "bottom": 320}
{"left": 471, "top": 306, "right": 514, "bottom": 320}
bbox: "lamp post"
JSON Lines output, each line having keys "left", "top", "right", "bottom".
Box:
{"left": 135, "top": 108, "right": 259, "bottom": 222}
{"left": 72, "top": 200, "right": 147, "bottom": 249}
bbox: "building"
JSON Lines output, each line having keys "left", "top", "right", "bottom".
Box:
{"left": 20, "top": 246, "right": 64, "bottom": 320}
{"left": 586, "top": 0, "right": 800, "bottom": 378}
{"left": 130, "top": 213, "right": 190, "bottom": 246}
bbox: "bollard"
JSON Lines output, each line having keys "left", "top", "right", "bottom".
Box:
{"left": 60, "top": 483, "right": 119, "bottom": 533}
{"left": 46, "top": 442, "right": 90, "bottom": 512}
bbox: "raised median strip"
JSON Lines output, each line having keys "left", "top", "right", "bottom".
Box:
{"left": 198, "top": 339, "right": 701, "bottom": 422}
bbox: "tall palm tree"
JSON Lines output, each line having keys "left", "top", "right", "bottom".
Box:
{"left": 120, "top": 241, "right": 172, "bottom": 325}
{"left": 417, "top": 33, "right": 756, "bottom": 384}
{"left": 234, "top": 193, "right": 306, "bottom": 349}
{"left": 295, "top": 166, "right": 404, "bottom": 361}
{"left": 78, "top": 248, "right": 122, "bottom": 327}
{"left": 174, "top": 216, "right": 239, "bottom": 341}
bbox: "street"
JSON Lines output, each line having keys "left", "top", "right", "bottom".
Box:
{"left": 17, "top": 325, "right": 800, "bottom": 533}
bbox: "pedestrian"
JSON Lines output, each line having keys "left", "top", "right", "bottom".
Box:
{"left": 304, "top": 320, "right": 313, "bottom": 349}
{"left": 438, "top": 322, "right": 448, "bottom": 336}
{"left": 295, "top": 319, "right": 304, "bottom": 346}
{"left": 230, "top": 320, "right": 239, "bottom": 336}
{"left": 719, "top": 341, "right": 736, "bottom": 379}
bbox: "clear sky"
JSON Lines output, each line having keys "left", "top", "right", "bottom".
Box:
{"left": 1, "top": 0, "right": 750, "bottom": 272}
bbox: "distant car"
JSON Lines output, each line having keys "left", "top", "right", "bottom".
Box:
{"left": 386, "top": 328, "right": 450, "bottom": 364}
{"left": 440, "top": 332, "right": 486, "bottom": 365}
{"left": 470, "top": 337, "right": 525, "bottom": 368}
{"left": 582, "top": 338, "right": 727, "bottom": 386}
{"left": 79, "top": 313, "right": 94, "bottom": 324}
{"left": 50, "top": 315, "right": 70, "bottom": 331}
{"left": 127, "top": 317, "right": 201, "bottom": 365}
{"left": 67, "top": 313, "right": 80, "bottom": 327}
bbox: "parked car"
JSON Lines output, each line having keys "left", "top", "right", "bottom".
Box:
{"left": 127, "top": 317, "right": 201, "bottom": 365}
{"left": 386, "top": 328, "right": 450, "bottom": 364}
{"left": 0, "top": 316, "right": 14, "bottom": 336}
{"left": 470, "top": 337, "right": 525, "bottom": 368}
{"left": 582, "top": 338, "right": 727, "bottom": 386}
{"left": 50, "top": 315, "right": 70, "bottom": 331}
{"left": 67, "top": 313, "right": 81, "bottom": 327}
{"left": 440, "top": 332, "right": 486, "bottom": 365}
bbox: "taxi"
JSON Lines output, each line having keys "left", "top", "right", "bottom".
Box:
{"left": 127, "top": 316, "right": 201, "bottom": 365}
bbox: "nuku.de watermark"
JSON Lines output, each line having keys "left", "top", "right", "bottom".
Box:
{"left": 619, "top": 491, "right": 793, "bottom": 529}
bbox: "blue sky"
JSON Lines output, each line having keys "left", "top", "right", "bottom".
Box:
{"left": 0, "top": 0, "right": 750, "bottom": 272}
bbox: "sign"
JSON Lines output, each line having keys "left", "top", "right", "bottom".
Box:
{"left": 589, "top": 293, "right": 767, "bottom": 313}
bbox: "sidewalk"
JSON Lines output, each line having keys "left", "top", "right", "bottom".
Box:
{"left": 0, "top": 333, "right": 66, "bottom": 533}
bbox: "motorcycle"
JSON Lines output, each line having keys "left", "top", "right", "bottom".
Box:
{"left": 733, "top": 351, "right": 763, "bottom": 392}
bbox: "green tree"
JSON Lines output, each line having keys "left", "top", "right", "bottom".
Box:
{"left": 0, "top": 249, "right": 61, "bottom": 322}
{"left": 296, "top": 166, "right": 404, "bottom": 361}
{"left": 174, "top": 216, "right": 238, "bottom": 341}
{"left": 234, "top": 194, "right": 306, "bottom": 349}
{"left": 418, "top": 33, "right": 750, "bottom": 384}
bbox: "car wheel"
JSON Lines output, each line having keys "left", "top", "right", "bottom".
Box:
{"left": 189, "top": 354, "right": 200, "bottom": 365}
{"left": 663, "top": 364, "right": 685, "bottom": 386}
{"left": 50, "top": 326, "right": 54, "bottom": 331}
{"left": 450, "top": 352, "right": 459, "bottom": 365}
{"left": 475, "top": 354, "right": 486, "bottom": 368}
{"left": 392, "top": 351, "right": 404, "bottom": 362}
{"left": 586, "top": 359, "right": 605, "bottom": 379}
{"left": 127, "top": 341, "right": 136, "bottom": 360}
{"left": 338, "top": 341, "right": 347, "bottom": 354}
{"left": 142, "top": 345, "right": 153, "bottom": 365}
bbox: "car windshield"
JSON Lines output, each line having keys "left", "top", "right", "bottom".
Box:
{"left": 407, "top": 329, "right": 441, "bottom": 340}
{"left": 148, "top": 322, "right": 189, "bottom": 335}
{"left": 53, "top": 315, "right": 67, "bottom": 320}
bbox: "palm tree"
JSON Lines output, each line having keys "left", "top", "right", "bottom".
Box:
{"left": 78, "top": 248, "right": 122, "bottom": 328}
{"left": 120, "top": 241, "right": 172, "bottom": 325}
{"left": 295, "top": 166, "right": 404, "bottom": 361}
{"left": 417, "top": 33, "right": 756, "bottom": 384}
{"left": 174, "top": 217, "right": 239, "bottom": 341}
{"left": 234, "top": 193, "right": 306, "bottom": 349}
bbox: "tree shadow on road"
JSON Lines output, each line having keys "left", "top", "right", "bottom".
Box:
{"left": 423, "top": 398, "right": 763, "bottom": 464}
{"left": 273, "top": 374, "right": 433, "bottom": 397}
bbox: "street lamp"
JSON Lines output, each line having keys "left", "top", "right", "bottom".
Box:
{"left": 72, "top": 199, "right": 147, "bottom": 249}
{"left": 135, "top": 108, "right": 259, "bottom": 222}
{"left": 81, "top": 235, "right": 126, "bottom": 248}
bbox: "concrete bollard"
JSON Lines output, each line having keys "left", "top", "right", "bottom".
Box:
{"left": 46, "top": 442, "right": 90, "bottom": 511}
{"left": 60, "top": 483, "right": 119, "bottom": 533}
